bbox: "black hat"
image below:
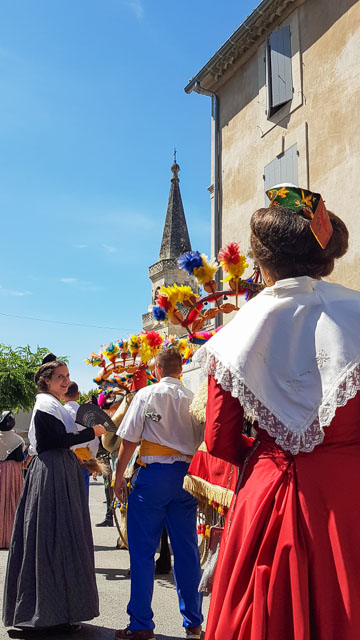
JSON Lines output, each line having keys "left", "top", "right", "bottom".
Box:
{"left": 0, "top": 411, "right": 16, "bottom": 431}
{"left": 42, "top": 352, "right": 57, "bottom": 365}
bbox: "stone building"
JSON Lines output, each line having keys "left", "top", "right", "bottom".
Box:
{"left": 142, "top": 161, "right": 198, "bottom": 337}
{"left": 185, "top": 0, "right": 360, "bottom": 289}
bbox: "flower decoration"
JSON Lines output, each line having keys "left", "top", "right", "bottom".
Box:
{"left": 153, "top": 284, "right": 198, "bottom": 326}
{"left": 163, "top": 335, "right": 194, "bottom": 364}
{"left": 218, "top": 243, "right": 248, "bottom": 282}
{"left": 177, "top": 251, "right": 203, "bottom": 275}
{"left": 86, "top": 352, "right": 105, "bottom": 368}
{"left": 128, "top": 334, "right": 141, "bottom": 362}
{"left": 178, "top": 251, "right": 219, "bottom": 294}
{"left": 102, "top": 341, "right": 120, "bottom": 362}
{"left": 139, "top": 331, "right": 164, "bottom": 364}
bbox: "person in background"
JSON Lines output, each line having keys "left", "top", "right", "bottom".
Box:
{"left": 64, "top": 381, "right": 99, "bottom": 498}
{"left": 0, "top": 411, "right": 25, "bottom": 549}
{"left": 114, "top": 348, "right": 204, "bottom": 640}
{"left": 2, "top": 353, "right": 106, "bottom": 632}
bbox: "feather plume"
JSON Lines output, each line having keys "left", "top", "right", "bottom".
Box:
{"left": 128, "top": 334, "right": 140, "bottom": 355}
{"left": 193, "top": 255, "right": 218, "bottom": 285}
{"left": 177, "top": 250, "right": 203, "bottom": 275}
{"left": 152, "top": 305, "right": 167, "bottom": 321}
{"left": 218, "top": 243, "right": 248, "bottom": 281}
{"left": 103, "top": 342, "right": 120, "bottom": 361}
{"left": 158, "top": 284, "right": 198, "bottom": 307}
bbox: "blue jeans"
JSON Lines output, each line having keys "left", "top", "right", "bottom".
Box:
{"left": 127, "top": 462, "right": 203, "bottom": 631}
{"left": 81, "top": 463, "right": 90, "bottom": 499}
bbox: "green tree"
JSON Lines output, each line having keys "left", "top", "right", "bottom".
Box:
{"left": 78, "top": 389, "right": 98, "bottom": 405}
{"left": 0, "top": 344, "right": 66, "bottom": 412}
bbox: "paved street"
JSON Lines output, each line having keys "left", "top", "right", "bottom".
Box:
{"left": 0, "top": 479, "right": 209, "bottom": 640}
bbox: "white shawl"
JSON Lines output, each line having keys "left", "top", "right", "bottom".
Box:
{"left": 0, "top": 431, "right": 25, "bottom": 461}
{"left": 28, "top": 393, "right": 77, "bottom": 455}
{"left": 194, "top": 276, "right": 360, "bottom": 454}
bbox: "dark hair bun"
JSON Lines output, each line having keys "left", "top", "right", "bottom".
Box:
{"left": 250, "top": 207, "right": 348, "bottom": 280}
{"left": 42, "top": 352, "right": 57, "bottom": 365}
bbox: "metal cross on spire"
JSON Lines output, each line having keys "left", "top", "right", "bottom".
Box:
{"left": 173, "top": 147, "right": 177, "bottom": 164}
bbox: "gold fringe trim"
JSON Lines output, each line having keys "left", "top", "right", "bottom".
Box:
{"left": 183, "top": 474, "right": 233, "bottom": 509}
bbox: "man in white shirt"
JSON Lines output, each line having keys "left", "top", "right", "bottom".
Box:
{"left": 64, "top": 381, "right": 99, "bottom": 498}
{"left": 114, "top": 348, "right": 204, "bottom": 640}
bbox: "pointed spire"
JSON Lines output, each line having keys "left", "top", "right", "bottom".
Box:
{"left": 159, "top": 160, "right": 192, "bottom": 260}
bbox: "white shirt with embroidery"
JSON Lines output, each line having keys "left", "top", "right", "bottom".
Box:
{"left": 117, "top": 376, "right": 204, "bottom": 464}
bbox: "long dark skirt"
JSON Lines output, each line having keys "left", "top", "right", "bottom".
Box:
{"left": 2, "top": 449, "right": 99, "bottom": 628}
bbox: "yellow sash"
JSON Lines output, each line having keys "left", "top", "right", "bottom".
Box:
{"left": 74, "top": 447, "right": 92, "bottom": 462}
{"left": 138, "top": 439, "right": 192, "bottom": 467}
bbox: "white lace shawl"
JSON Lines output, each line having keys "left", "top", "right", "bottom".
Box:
{"left": 28, "top": 393, "right": 77, "bottom": 455}
{"left": 193, "top": 276, "right": 360, "bottom": 454}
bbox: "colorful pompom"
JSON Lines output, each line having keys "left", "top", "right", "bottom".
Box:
{"left": 193, "top": 254, "right": 218, "bottom": 285}
{"left": 153, "top": 305, "right": 167, "bottom": 322}
{"left": 177, "top": 250, "right": 203, "bottom": 275}
{"left": 218, "top": 242, "right": 248, "bottom": 281}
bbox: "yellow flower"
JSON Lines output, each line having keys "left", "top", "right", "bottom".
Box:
{"left": 301, "top": 190, "right": 313, "bottom": 208}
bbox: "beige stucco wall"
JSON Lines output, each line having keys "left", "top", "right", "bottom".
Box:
{"left": 213, "top": 0, "right": 360, "bottom": 289}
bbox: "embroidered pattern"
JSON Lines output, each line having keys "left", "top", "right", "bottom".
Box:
{"left": 315, "top": 349, "right": 330, "bottom": 369}
{"left": 286, "top": 379, "right": 304, "bottom": 393}
{"left": 196, "top": 348, "right": 360, "bottom": 455}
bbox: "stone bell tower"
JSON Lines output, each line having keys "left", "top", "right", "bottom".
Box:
{"left": 142, "top": 160, "right": 198, "bottom": 337}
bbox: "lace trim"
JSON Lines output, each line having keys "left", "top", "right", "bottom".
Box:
{"left": 197, "top": 348, "right": 360, "bottom": 455}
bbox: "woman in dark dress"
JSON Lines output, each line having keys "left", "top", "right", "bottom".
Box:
{"left": 0, "top": 411, "right": 25, "bottom": 549}
{"left": 2, "top": 354, "right": 106, "bottom": 632}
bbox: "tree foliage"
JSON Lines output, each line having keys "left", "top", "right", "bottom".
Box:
{"left": 0, "top": 344, "right": 67, "bottom": 413}
{"left": 78, "top": 389, "right": 99, "bottom": 405}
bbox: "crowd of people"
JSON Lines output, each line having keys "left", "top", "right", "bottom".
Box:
{"left": 2, "top": 185, "right": 360, "bottom": 640}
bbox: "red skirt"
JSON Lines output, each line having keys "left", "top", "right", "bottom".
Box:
{"left": 0, "top": 460, "right": 23, "bottom": 548}
{"left": 205, "top": 435, "right": 360, "bottom": 640}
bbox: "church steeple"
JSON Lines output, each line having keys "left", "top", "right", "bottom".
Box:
{"left": 142, "top": 159, "right": 198, "bottom": 337}
{"left": 158, "top": 162, "right": 192, "bottom": 260}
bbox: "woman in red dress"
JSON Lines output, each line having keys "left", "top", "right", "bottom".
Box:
{"left": 197, "top": 186, "right": 360, "bottom": 640}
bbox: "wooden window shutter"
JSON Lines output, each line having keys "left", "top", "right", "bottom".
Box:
{"left": 269, "top": 26, "right": 293, "bottom": 108}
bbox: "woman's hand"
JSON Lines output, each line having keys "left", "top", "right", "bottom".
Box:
{"left": 93, "top": 424, "right": 106, "bottom": 437}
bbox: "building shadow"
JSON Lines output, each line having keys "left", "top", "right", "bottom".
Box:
{"left": 7, "top": 623, "right": 115, "bottom": 640}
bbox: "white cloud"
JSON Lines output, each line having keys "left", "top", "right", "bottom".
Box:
{"left": 0, "top": 285, "right": 31, "bottom": 296}
{"left": 102, "top": 244, "right": 117, "bottom": 254}
{"left": 123, "top": 0, "right": 144, "bottom": 20}
{"left": 73, "top": 244, "right": 88, "bottom": 249}
{"left": 60, "top": 277, "right": 77, "bottom": 284}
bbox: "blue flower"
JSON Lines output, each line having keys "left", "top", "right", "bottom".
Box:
{"left": 177, "top": 251, "right": 203, "bottom": 275}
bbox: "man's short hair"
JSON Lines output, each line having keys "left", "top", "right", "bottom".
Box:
{"left": 155, "top": 348, "right": 182, "bottom": 377}
{"left": 66, "top": 381, "right": 79, "bottom": 398}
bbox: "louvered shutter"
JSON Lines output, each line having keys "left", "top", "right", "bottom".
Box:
{"left": 269, "top": 26, "right": 293, "bottom": 108}
{"left": 264, "top": 144, "right": 298, "bottom": 204}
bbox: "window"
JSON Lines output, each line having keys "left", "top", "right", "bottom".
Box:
{"left": 266, "top": 26, "right": 293, "bottom": 117}
{"left": 264, "top": 144, "right": 298, "bottom": 204}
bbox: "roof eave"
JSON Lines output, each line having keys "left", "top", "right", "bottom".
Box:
{"left": 184, "top": 0, "right": 298, "bottom": 94}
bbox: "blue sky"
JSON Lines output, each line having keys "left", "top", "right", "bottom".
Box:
{"left": 0, "top": 0, "right": 259, "bottom": 391}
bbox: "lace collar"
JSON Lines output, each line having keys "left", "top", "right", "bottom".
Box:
{"left": 194, "top": 278, "right": 360, "bottom": 454}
